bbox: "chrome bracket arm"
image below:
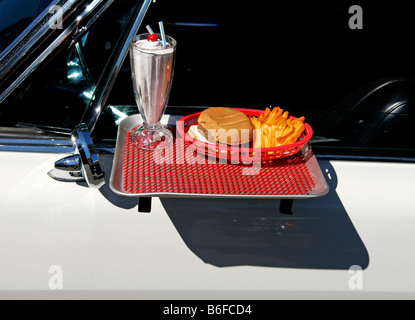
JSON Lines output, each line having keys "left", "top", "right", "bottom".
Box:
{"left": 48, "top": 123, "right": 105, "bottom": 188}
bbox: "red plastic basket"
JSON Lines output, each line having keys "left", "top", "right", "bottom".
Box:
{"left": 177, "top": 108, "right": 313, "bottom": 162}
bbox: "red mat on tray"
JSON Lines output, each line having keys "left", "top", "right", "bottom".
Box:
{"left": 122, "top": 129, "right": 316, "bottom": 196}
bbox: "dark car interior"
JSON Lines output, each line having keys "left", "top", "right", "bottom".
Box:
{"left": 116, "top": 0, "right": 415, "bottom": 160}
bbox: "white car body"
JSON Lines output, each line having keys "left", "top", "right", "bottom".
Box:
{"left": 1, "top": 149, "right": 414, "bottom": 299}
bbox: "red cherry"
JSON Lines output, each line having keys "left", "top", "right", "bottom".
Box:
{"left": 147, "top": 34, "right": 158, "bottom": 42}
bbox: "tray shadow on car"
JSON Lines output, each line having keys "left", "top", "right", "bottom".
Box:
{"left": 95, "top": 154, "right": 139, "bottom": 209}
{"left": 160, "top": 161, "right": 369, "bottom": 270}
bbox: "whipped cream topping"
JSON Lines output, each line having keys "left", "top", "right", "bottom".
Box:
{"left": 141, "top": 39, "right": 162, "bottom": 49}
{"left": 133, "top": 39, "right": 174, "bottom": 53}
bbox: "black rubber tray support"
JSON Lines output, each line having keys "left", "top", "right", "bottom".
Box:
{"left": 138, "top": 197, "right": 152, "bottom": 213}
{"left": 279, "top": 199, "right": 294, "bottom": 215}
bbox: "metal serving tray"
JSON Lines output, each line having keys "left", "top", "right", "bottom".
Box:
{"left": 109, "top": 114, "right": 329, "bottom": 199}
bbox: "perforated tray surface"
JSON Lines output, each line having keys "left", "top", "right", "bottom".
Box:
{"left": 110, "top": 115, "right": 329, "bottom": 199}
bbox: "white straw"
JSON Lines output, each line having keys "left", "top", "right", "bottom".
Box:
{"left": 146, "top": 25, "right": 154, "bottom": 34}
{"left": 158, "top": 21, "right": 167, "bottom": 48}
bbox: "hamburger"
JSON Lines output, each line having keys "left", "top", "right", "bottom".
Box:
{"left": 188, "top": 107, "right": 254, "bottom": 145}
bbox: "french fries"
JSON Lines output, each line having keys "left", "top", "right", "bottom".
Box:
{"left": 251, "top": 107, "right": 306, "bottom": 149}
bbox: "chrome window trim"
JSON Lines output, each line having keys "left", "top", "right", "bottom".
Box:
{"left": 0, "top": 138, "right": 75, "bottom": 153}
{"left": 0, "top": 0, "right": 76, "bottom": 78}
{"left": 0, "top": 0, "right": 113, "bottom": 105}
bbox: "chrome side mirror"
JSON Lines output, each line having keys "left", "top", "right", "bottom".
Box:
{"left": 48, "top": 123, "right": 105, "bottom": 189}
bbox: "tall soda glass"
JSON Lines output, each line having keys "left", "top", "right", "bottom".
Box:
{"left": 129, "top": 33, "right": 176, "bottom": 150}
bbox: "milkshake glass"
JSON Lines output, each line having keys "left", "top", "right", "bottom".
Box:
{"left": 129, "top": 33, "right": 176, "bottom": 150}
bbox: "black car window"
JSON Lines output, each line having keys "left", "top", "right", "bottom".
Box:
{"left": 0, "top": 0, "right": 54, "bottom": 56}
{"left": 100, "top": 1, "right": 415, "bottom": 161}
{"left": 1, "top": 0, "right": 414, "bottom": 161}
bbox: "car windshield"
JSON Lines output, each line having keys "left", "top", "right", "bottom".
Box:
{"left": 0, "top": 0, "right": 55, "bottom": 56}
